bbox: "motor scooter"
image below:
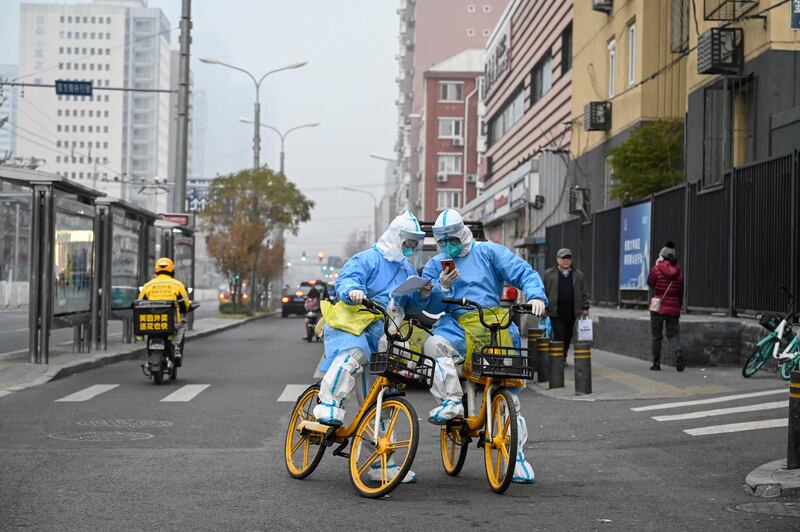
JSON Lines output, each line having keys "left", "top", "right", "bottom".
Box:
{"left": 132, "top": 299, "right": 199, "bottom": 384}
{"left": 304, "top": 296, "right": 321, "bottom": 342}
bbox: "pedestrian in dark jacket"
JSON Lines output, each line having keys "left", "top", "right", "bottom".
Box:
{"left": 647, "top": 241, "right": 685, "bottom": 371}
{"left": 542, "top": 248, "right": 590, "bottom": 361}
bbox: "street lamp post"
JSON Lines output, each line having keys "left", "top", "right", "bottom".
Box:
{"left": 199, "top": 57, "right": 307, "bottom": 170}
{"left": 237, "top": 118, "right": 319, "bottom": 174}
{"left": 343, "top": 187, "right": 378, "bottom": 243}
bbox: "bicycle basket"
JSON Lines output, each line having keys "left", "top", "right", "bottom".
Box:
{"left": 472, "top": 346, "right": 534, "bottom": 380}
{"left": 758, "top": 314, "right": 781, "bottom": 332}
{"left": 132, "top": 300, "right": 176, "bottom": 336}
{"left": 368, "top": 344, "right": 435, "bottom": 389}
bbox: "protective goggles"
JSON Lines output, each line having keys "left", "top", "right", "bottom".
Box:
{"left": 402, "top": 239, "right": 421, "bottom": 249}
{"left": 436, "top": 236, "right": 462, "bottom": 247}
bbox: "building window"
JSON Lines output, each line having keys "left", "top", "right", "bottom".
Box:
{"left": 438, "top": 154, "right": 463, "bottom": 175}
{"left": 627, "top": 22, "right": 637, "bottom": 87}
{"left": 439, "top": 82, "right": 464, "bottom": 102}
{"left": 438, "top": 118, "right": 463, "bottom": 139}
{"left": 702, "top": 80, "right": 732, "bottom": 187}
{"left": 482, "top": 5, "right": 491, "bottom": 12}
{"left": 467, "top": 28, "right": 476, "bottom": 37}
{"left": 531, "top": 52, "right": 553, "bottom": 105}
{"left": 83, "top": 17, "right": 88, "bottom": 23}
{"left": 437, "top": 190, "right": 462, "bottom": 210}
{"left": 604, "top": 157, "right": 617, "bottom": 208}
{"left": 91, "top": 17, "right": 96, "bottom": 23}
{"left": 57, "top": 125, "right": 62, "bottom": 132}
{"left": 468, "top": 4, "right": 476, "bottom": 13}
{"left": 561, "top": 23, "right": 572, "bottom": 74}
{"left": 607, "top": 38, "right": 617, "bottom": 98}
{"left": 488, "top": 86, "right": 524, "bottom": 146}
{"left": 482, "top": 29, "right": 491, "bottom": 37}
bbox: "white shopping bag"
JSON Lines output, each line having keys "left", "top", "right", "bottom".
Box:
{"left": 577, "top": 317, "right": 593, "bottom": 342}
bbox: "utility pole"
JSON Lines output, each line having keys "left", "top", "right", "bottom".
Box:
{"left": 173, "top": 0, "right": 192, "bottom": 213}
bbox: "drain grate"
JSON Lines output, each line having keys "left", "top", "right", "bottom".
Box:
{"left": 77, "top": 419, "right": 173, "bottom": 428}
{"left": 48, "top": 431, "right": 154, "bottom": 442}
{"left": 733, "top": 502, "right": 800, "bottom": 517}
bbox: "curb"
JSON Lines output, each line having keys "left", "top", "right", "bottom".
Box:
{"left": 744, "top": 459, "right": 800, "bottom": 497}
{"left": 5, "top": 311, "right": 278, "bottom": 393}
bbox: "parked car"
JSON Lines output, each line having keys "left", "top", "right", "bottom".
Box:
{"left": 219, "top": 284, "right": 250, "bottom": 312}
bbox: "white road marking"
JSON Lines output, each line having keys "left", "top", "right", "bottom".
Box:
{"left": 684, "top": 418, "right": 788, "bottom": 436}
{"left": 630, "top": 389, "right": 787, "bottom": 412}
{"left": 278, "top": 384, "right": 312, "bottom": 402}
{"left": 0, "top": 327, "right": 30, "bottom": 335}
{"left": 652, "top": 400, "right": 788, "bottom": 422}
{"left": 55, "top": 384, "right": 119, "bottom": 402}
{"left": 160, "top": 384, "right": 210, "bottom": 402}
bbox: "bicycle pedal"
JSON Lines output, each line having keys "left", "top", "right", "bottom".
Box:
{"left": 332, "top": 440, "right": 350, "bottom": 458}
{"left": 476, "top": 431, "right": 486, "bottom": 448}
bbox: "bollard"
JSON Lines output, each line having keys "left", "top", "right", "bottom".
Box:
{"left": 537, "top": 337, "right": 550, "bottom": 383}
{"left": 574, "top": 342, "right": 592, "bottom": 395}
{"left": 549, "top": 340, "right": 565, "bottom": 389}
{"left": 527, "top": 327, "right": 542, "bottom": 378}
{"left": 789, "top": 371, "right": 800, "bottom": 469}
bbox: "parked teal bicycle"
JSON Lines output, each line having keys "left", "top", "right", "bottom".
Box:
{"left": 743, "top": 287, "right": 795, "bottom": 378}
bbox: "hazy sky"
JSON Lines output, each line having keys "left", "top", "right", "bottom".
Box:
{"left": 0, "top": 0, "right": 399, "bottom": 271}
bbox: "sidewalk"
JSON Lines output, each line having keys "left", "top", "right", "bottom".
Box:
{"left": 528, "top": 348, "right": 786, "bottom": 402}
{"left": 0, "top": 313, "right": 274, "bottom": 396}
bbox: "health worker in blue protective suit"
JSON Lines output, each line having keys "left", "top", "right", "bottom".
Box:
{"left": 312, "top": 211, "right": 430, "bottom": 483}
{"left": 421, "top": 208, "right": 547, "bottom": 484}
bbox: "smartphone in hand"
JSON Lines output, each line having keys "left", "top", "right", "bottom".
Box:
{"left": 440, "top": 259, "right": 455, "bottom": 273}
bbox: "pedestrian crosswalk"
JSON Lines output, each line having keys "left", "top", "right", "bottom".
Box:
{"left": 631, "top": 387, "right": 790, "bottom": 436}
{"left": 52, "top": 384, "right": 212, "bottom": 403}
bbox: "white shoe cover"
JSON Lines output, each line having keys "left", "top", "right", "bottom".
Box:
{"left": 427, "top": 399, "right": 464, "bottom": 424}
{"left": 368, "top": 462, "right": 417, "bottom": 484}
{"left": 312, "top": 401, "right": 345, "bottom": 425}
{"left": 512, "top": 451, "right": 536, "bottom": 483}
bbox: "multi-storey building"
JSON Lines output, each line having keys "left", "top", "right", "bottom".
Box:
{"left": 15, "top": 0, "right": 173, "bottom": 211}
{"left": 0, "top": 65, "right": 18, "bottom": 163}
{"left": 570, "top": 0, "right": 686, "bottom": 210}
{"left": 419, "top": 49, "right": 483, "bottom": 220}
{"left": 461, "top": 0, "right": 573, "bottom": 265}
{"left": 394, "top": 0, "right": 507, "bottom": 217}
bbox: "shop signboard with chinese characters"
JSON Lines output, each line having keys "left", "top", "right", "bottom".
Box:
{"left": 484, "top": 188, "right": 510, "bottom": 223}
{"left": 793, "top": 0, "right": 800, "bottom": 30}
{"left": 483, "top": 20, "right": 510, "bottom": 96}
{"left": 618, "top": 201, "right": 651, "bottom": 290}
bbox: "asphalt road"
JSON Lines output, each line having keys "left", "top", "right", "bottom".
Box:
{"left": 0, "top": 305, "right": 218, "bottom": 357}
{"left": 1, "top": 315, "right": 798, "bottom": 531}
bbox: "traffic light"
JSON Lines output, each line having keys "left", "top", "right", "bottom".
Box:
{"left": 301, "top": 251, "right": 307, "bottom": 262}
{"left": 318, "top": 251, "right": 325, "bottom": 262}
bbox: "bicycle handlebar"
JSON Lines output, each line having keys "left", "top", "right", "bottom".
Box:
{"left": 440, "top": 297, "right": 532, "bottom": 330}
{"left": 360, "top": 298, "right": 415, "bottom": 343}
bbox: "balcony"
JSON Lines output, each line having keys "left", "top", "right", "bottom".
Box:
{"left": 703, "top": 0, "right": 757, "bottom": 21}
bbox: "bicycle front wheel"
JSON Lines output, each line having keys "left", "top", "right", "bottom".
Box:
{"left": 780, "top": 359, "right": 796, "bottom": 381}
{"left": 742, "top": 339, "right": 775, "bottom": 378}
{"left": 284, "top": 384, "right": 326, "bottom": 479}
{"left": 484, "top": 389, "right": 518, "bottom": 494}
{"left": 349, "top": 397, "right": 419, "bottom": 499}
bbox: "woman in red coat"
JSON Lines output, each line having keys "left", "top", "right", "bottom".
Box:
{"left": 647, "top": 242, "right": 685, "bottom": 371}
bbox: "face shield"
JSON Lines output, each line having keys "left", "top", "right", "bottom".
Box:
{"left": 399, "top": 231, "right": 424, "bottom": 270}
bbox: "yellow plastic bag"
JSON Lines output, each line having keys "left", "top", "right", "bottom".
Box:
{"left": 319, "top": 300, "right": 382, "bottom": 336}
{"left": 458, "top": 309, "right": 524, "bottom": 386}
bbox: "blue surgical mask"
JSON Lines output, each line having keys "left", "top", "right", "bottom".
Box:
{"left": 443, "top": 241, "right": 463, "bottom": 259}
{"left": 402, "top": 246, "right": 414, "bottom": 258}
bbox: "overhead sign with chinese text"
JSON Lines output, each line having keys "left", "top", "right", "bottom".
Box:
{"left": 55, "top": 80, "right": 92, "bottom": 96}
{"left": 618, "top": 201, "right": 651, "bottom": 290}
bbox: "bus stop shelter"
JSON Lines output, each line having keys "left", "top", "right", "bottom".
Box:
{"left": 93, "top": 197, "right": 158, "bottom": 349}
{"left": 0, "top": 166, "right": 104, "bottom": 364}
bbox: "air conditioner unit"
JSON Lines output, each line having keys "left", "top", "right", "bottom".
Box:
{"left": 453, "top": 137, "right": 464, "bottom": 147}
{"left": 583, "top": 101, "right": 611, "bottom": 131}
{"left": 436, "top": 174, "right": 448, "bottom": 183}
{"left": 592, "top": 0, "right": 613, "bottom": 13}
{"left": 466, "top": 174, "right": 477, "bottom": 183}
{"left": 697, "top": 28, "right": 743, "bottom": 76}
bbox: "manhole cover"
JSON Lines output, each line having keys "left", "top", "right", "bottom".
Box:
{"left": 733, "top": 502, "right": 800, "bottom": 517}
{"left": 77, "top": 419, "right": 173, "bottom": 428}
{"left": 48, "top": 431, "right": 154, "bottom": 442}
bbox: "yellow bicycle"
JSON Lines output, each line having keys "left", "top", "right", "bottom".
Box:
{"left": 437, "top": 298, "right": 534, "bottom": 494}
{"left": 284, "top": 299, "right": 435, "bottom": 498}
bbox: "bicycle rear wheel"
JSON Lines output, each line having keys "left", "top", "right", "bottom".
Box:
{"left": 780, "top": 359, "right": 797, "bottom": 381}
{"left": 742, "top": 340, "right": 775, "bottom": 378}
{"left": 440, "top": 424, "right": 469, "bottom": 476}
{"left": 349, "top": 397, "right": 418, "bottom": 498}
{"left": 284, "top": 384, "right": 327, "bottom": 479}
{"left": 484, "top": 389, "right": 517, "bottom": 494}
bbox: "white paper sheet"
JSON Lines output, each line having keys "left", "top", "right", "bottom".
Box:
{"left": 391, "top": 275, "right": 430, "bottom": 297}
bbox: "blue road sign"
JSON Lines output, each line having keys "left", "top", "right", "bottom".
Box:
{"left": 55, "top": 80, "right": 93, "bottom": 96}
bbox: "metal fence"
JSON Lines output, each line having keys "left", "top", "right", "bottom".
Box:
{"left": 543, "top": 150, "right": 800, "bottom": 315}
